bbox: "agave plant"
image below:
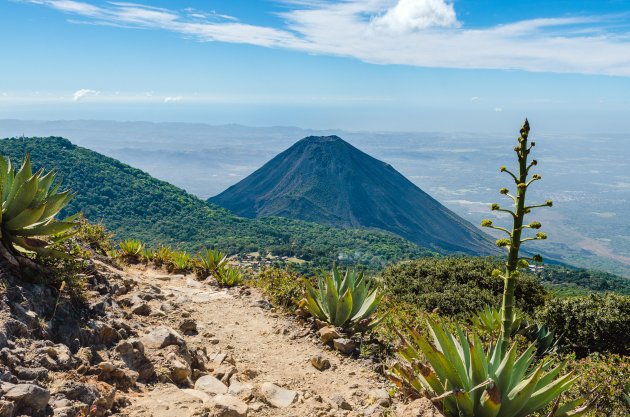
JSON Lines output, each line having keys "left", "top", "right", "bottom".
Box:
{"left": 217, "top": 266, "right": 243, "bottom": 287}
{"left": 197, "top": 248, "right": 228, "bottom": 276}
{"left": 170, "top": 251, "right": 192, "bottom": 272}
{"left": 390, "top": 319, "right": 591, "bottom": 417}
{"left": 0, "top": 154, "right": 77, "bottom": 266}
{"left": 471, "top": 306, "right": 523, "bottom": 337}
{"left": 303, "top": 264, "right": 385, "bottom": 331}
{"left": 522, "top": 323, "right": 562, "bottom": 358}
{"left": 117, "top": 239, "right": 144, "bottom": 260}
{"left": 152, "top": 245, "right": 173, "bottom": 267}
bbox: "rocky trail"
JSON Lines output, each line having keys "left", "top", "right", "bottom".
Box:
{"left": 0, "top": 257, "right": 440, "bottom": 417}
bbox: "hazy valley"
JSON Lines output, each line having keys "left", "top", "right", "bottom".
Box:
{"left": 1, "top": 119, "right": 627, "bottom": 276}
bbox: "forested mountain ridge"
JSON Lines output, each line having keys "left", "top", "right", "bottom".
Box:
{"left": 211, "top": 135, "right": 498, "bottom": 255}
{"left": 0, "top": 136, "right": 433, "bottom": 268}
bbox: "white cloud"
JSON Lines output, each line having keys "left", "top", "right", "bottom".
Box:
{"left": 372, "top": 0, "right": 459, "bottom": 33}
{"left": 470, "top": 96, "right": 479, "bottom": 101}
{"left": 494, "top": 107, "right": 503, "bottom": 112}
{"left": 23, "top": 0, "right": 630, "bottom": 76}
{"left": 163, "top": 96, "right": 183, "bottom": 103}
{"left": 72, "top": 88, "right": 100, "bottom": 101}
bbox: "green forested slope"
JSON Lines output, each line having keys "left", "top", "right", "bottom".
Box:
{"left": 0, "top": 136, "right": 432, "bottom": 267}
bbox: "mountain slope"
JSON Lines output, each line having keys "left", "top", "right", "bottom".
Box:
{"left": 211, "top": 136, "right": 497, "bottom": 255}
{"left": 0, "top": 136, "right": 432, "bottom": 268}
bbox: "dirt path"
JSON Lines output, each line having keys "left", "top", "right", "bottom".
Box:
{"left": 119, "top": 266, "right": 395, "bottom": 417}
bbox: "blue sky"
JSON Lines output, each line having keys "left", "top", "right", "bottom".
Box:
{"left": 1, "top": 0, "right": 630, "bottom": 132}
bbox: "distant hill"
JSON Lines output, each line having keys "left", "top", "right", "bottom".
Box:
{"left": 211, "top": 135, "right": 497, "bottom": 255}
{"left": 0, "top": 136, "right": 433, "bottom": 269}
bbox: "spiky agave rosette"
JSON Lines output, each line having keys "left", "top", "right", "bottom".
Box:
{"left": 0, "top": 153, "right": 78, "bottom": 265}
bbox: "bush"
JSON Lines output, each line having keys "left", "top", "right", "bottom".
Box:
{"left": 253, "top": 267, "right": 304, "bottom": 309}
{"left": 380, "top": 257, "right": 546, "bottom": 317}
{"left": 536, "top": 293, "right": 630, "bottom": 356}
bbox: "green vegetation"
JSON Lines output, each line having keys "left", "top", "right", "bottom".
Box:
{"left": 303, "top": 265, "right": 386, "bottom": 331}
{"left": 0, "top": 153, "right": 77, "bottom": 267}
{"left": 536, "top": 293, "right": 630, "bottom": 356}
{"left": 391, "top": 319, "right": 590, "bottom": 417}
{"left": 252, "top": 267, "right": 304, "bottom": 309}
{"left": 196, "top": 249, "right": 228, "bottom": 278}
{"left": 0, "top": 137, "right": 433, "bottom": 271}
{"left": 117, "top": 239, "right": 144, "bottom": 261}
{"left": 380, "top": 257, "right": 546, "bottom": 317}
{"left": 539, "top": 265, "right": 630, "bottom": 296}
{"left": 216, "top": 265, "right": 243, "bottom": 287}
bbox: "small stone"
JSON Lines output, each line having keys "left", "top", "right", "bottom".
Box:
{"left": 310, "top": 355, "right": 331, "bottom": 371}
{"left": 182, "top": 388, "right": 212, "bottom": 403}
{"left": 98, "top": 361, "right": 117, "bottom": 373}
{"left": 194, "top": 375, "right": 228, "bottom": 396}
{"left": 333, "top": 338, "right": 357, "bottom": 354}
{"left": 212, "top": 394, "right": 248, "bottom": 417}
{"left": 331, "top": 395, "right": 352, "bottom": 410}
{"left": 179, "top": 318, "right": 197, "bottom": 335}
{"left": 367, "top": 388, "right": 391, "bottom": 407}
{"left": 0, "top": 400, "right": 15, "bottom": 417}
{"left": 228, "top": 380, "right": 253, "bottom": 401}
{"left": 169, "top": 359, "right": 191, "bottom": 383}
{"left": 259, "top": 382, "right": 298, "bottom": 408}
{"left": 131, "top": 302, "right": 151, "bottom": 316}
{"left": 318, "top": 326, "right": 341, "bottom": 343}
{"left": 140, "top": 327, "right": 185, "bottom": 349}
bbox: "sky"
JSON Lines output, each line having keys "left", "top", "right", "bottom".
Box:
{"left": 1, "top": 0, "right": 630, "bottom": 132}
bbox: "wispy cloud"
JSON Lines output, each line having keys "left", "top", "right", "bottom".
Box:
{"left": 163, "top": 96, "right": 183, "bottom": 103}
{"left": 21, "top": 0, "right": 630, "bottom": 75}
{"left": 72, "top": 88, "right": 99, "bottom": 101}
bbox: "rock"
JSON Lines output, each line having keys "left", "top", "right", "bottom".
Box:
{"left": 228, "top": 380, "right": 253, "bottom": 401}
{"left": 131, "top": 302, "right": 151, "bottom": 316}
{"left": 367, "top": 388, "right": 391, "bottom": 407}
{"left": 182, "top": 388, "right": 212, "bottom": 403}
{"left": 194, "top": 375, "right": 228, "bottom": 396}
{"left": 98, "top": 361, "right": 117, "bottom": 373}
{"left": 213, "top": 364, "right": 237, "bottom": 384}
{"left": 331, "top": 394, "right": 352, "bottom": 410}
{"left": 258, "top": 382, "right": 298, "bottom": 408}
{"left": 310, "top": 355, "right": 331, "bottom": 371}
{"left": 92, "top": 382, "right": 116, "bottom": 416}
{"left": 318, "top": 326, "right": 341, "bottom": 343}
{"left": 15, "top": 366, "right": 48, "bottom": 381}
{"left": 0, "top": 400, "right": 14, "bottom": 417}
{"left": 252, "top": 300, "right": 273, "bottom": 310}
{"left": 186, "top": 278, "right": 204, "bottom": 288}
{"left": 4, "top": 383, "right": 50, "bottom": 414}
{"left": 169, "top": 358, "right": 192, "bottom": 384}
{"left": 141, "top": 327, "right": 185, "bottom": 349}
{"left": 212, "top": 394, "right": 248, "bottom": 417}
{"left": 333, "top": 338, "right": 357, "bottom": 354}
{"left": 179, "top": 318, "right": 197, "bottom": 335}
{"left": 397, "top": 398, "right": 444, "bottom": 417}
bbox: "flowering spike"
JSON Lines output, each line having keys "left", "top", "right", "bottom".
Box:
{"left": 481, "top": 219, "right": 493, "bottom": 227}
{"left": 529, "top": 221, "right": 542, "bottom": 229}
{"left": 499, "top": 188, "right": 509, "bottom": 195}
{"left": 495, "top": 238, "right": 511, "bottom": 247}
{"left": 536, "top": 232, "right": 547, "bottom": 240}
{"left": 491, "top": 203, "right": 500, "bottom": 211}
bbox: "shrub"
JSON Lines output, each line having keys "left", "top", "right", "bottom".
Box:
{"left": 303, "top": 264, "right": 385, "bottom": 331}
{"left": 253, "top": 267, "right": 304, "bottom": 309}
{"left": 380, "top": 257, "right": 546, "bottom": 317}
{"left": 117, "top": 239, "right": 144, "bottom": 262}
{"left": 216, "top": 266, "right": 243, "bottom": 287}
{"left": 169, "top": 251, "right": 193, "bottom": 273}
{"left": 196, "top": 249, "right": 228, "bottom": 278}
{"left": 536, "top": 293, "right": 630, "bottom": 356}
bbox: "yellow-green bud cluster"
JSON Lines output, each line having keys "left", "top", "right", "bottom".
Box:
{"left": 492, "top": 269, "right": 502, "bottom": 278}
{"left": 532, "top": 174, "right": 541, "bottom": 180}
{"left": 499, "top": 188, "right": 509, "bottom": 194}
{"left": 481, "top": 219, "right": 493, "bottom": 227}
{"left": 546, "top": 200, "right": 553, "bottom": 207}
{"left": 491, "top": 203, "right": 500, "bottom": 211}
{"left": 517, "top": 259, "right": 529, "bottom": 268}
{"left": 536, "top": 232, "right": 547, "bottom": 240}
{"left": 529, "top": 221, "right": 542, "bottom": 229}
{"left": 496, "top": 238, "right": 511, "bottom": 247}
{"left": 518, "top": 183, "right": 527, "bottom": 189}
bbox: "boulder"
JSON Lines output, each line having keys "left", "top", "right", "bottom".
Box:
{"left": 212, "top": 394, "right": 248, "bottom": 417}
{"left": 367, "top": 388, "right": 391, "bottom": 407}
{"left": 227, "top": 380, "right": 253, "bottom": 401}
{"left": 4, "top": 383, "right": 50, "bottom": 414}
{"left": 194, "top": 375, "right": 228, "bottom": 396}
{"left": 140, "top": 327, "right": 185, "bottom": 349}
{"left": 258, "top": 382, "right": 298, "bottom": 408}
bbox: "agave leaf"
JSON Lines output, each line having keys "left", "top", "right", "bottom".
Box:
{"left": 519, "top": 373, "right": 577, "bottom": 416}
{"left": 477, "top": 382, "right": 501, "bottom": 417}
{"left": 502, "top": 364, "right": 544, "bottom": 416}
{"left": 333, "top": 288, "right": 353, "bottom": 326}
{"left": 4, "top": 174, "right": 39, "bottom": 220}
{"left": 427, "top": 318, "right": 468, "bottom": 389}
{"left": 5, "top": 205, "right": 46, "bottom": 231}
{"left": 37, "top": 190, "right": 74, "bottom": 222}
{"left": 350, "top": 290, "right": 380, "bottom": 322}
{"left": 325, "top": 273, "right": 339, "bottom": 324}
{"left": 17, "top": 221, "right": 76, "bottom": 237}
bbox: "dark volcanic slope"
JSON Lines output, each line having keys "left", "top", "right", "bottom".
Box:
{"left": 211, "top": 136, "right": 497, "bottom": 255}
